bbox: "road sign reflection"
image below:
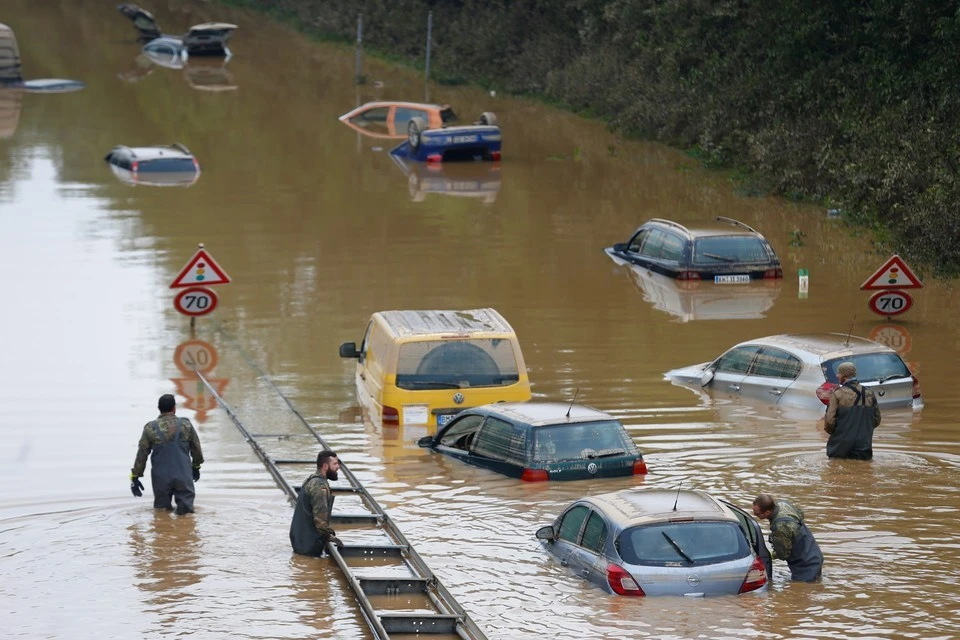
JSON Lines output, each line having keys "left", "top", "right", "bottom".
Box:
{"left": 171, "top": 338, "right": 228, "bottom": 422}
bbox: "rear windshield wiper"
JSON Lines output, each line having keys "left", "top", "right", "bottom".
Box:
{"left": 403, "top": 381, "right": 462, "bottom": 390}
{"left": 595, "top": 449, "right": 626, "bottom": 458}
{"left": 661, "top": 531, "right": 695, "bottom": 565}
{"left": 702, "top": 253, "right": 737, "bottom": 262}
{"left": 875, "top": 374, "right": 909, "bottom": 384}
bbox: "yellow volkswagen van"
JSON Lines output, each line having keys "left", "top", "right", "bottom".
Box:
{"left": 339, "top": 309, "right": 531, "bottom": 426}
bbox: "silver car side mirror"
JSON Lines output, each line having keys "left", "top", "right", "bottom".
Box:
{"left": 700, "top": 368, "right": 715, "bottom": 387}
{"left": 535, "top": 525, "right": 556, "bottom": 542}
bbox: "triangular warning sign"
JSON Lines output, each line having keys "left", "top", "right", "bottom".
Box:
{"left": 170, "top": 248, "right": 231, "bottom": 289}
{"left": 860, "top": 254, "right": 923, "bottom": 290}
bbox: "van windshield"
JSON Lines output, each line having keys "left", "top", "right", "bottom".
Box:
{"left": 395, "top": 339, "right": 520, "bottom": 390}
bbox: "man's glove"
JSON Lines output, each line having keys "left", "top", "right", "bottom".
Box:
{"left": 329, "top": 535, "right": 344, "bottom": 550}
{"left": 192, "top": 467, "right": 201, "bottom": 482}
{"left": 130, "top": 473, "right": 144, "bottom": 497}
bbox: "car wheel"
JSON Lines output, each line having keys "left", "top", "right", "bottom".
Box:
{"left": 478, "top": 111, "right": 498, "bottom": 127}
{"left": 408, "top": 117, "right": 427, "bottom": 150}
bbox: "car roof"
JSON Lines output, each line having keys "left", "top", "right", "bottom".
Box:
{"left": 339, "top": 101, "right": 450, "bottom": 121}
{"left": 584, "top": 489, "right": 738, "bottom": 528}
{"left": 111, "top": 144, "right": 194, "bottom": 160}
{"left": 738, "top": 333, "right": 896, "bottom": 360}
{"left": 375, "top": 308, "right": 515, "bottom": 338}
{"left": 472, "top": 402, "right": 615, "bottom": 426}
{"left": 641, "top": 217, "right": 765, "bottom": 239}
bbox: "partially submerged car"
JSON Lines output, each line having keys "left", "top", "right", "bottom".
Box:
{"left": 0, "top": 23, "right": 85, "bottom": 93}
{"left": 391, "top": 154, "right": 501, "bottom": 203}
{"left": 665, "top": 333, "right": 922, "bottom": 411}
{"left": 605, "top": 217, "right": 782, "bottom": 282}
{"left": 339, "top": 309, "right": 531, "bottom": 426}
{"left": 339, "top": 101, "right": 457, "bottom": 139}
{"left": 104, "top": 143, "right": 200, "bottom": 187}
{"left": 390, "top": 111, "right": 501, "bottom": 163}
{"left": 417, "top": 402, "right": 647, "bottom": 481}
{"left": 117, "top": 4, "right": 237, "bottom": 61}
{"left": 536, "top": 489, "right": 770, "bottom": 597}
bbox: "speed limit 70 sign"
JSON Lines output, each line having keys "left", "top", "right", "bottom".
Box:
{"left": 174, "top": 286, "right": 219, "bottom": 317}
{"left": 868, "top": 289, "right": 913, "bottom": 317}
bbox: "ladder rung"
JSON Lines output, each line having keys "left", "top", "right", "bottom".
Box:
{"left": 379, "top": 614, "right": 461, "bottom": 634}
{"left": 331, "top": 486, "right": 361, "bottom": 493}
{"left": 358, "top": 577, "right": 428, "bottom": 595}
{"left": 339, "top": 544, "right": 407, "bottom": 558}
{"left": 271, "top": 459, "right": 317, "bottom": 464}
{"left": 331, "top": 513, "right": 381, "bottom": 525}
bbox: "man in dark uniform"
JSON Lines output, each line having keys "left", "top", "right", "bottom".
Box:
{"left": 824, "top": 361, "right": 882, "bottom": 460}
{"left": 752, "top": 494, "right": 823, "bottom": 582}
{"left": 290, "top": 450, "right": 343, "bottom": 556}
{"left": 130, "top": 394, "right": 204, "bottom": 515}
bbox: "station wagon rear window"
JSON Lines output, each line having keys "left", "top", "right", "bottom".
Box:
{"left": 693, "top": 236, "right": 770, "bottom": 264}
{"left": 617, "top": 521, "right": 749, "bottom": 567}
{"left": 395, "top": 339, "right": 520, "bottom": 390}
{"left": 139, "top": 157, "right": 197, "bottom": 172}
{"left": 532, "top": 421, "right": 637, "bottom": 463}
{"left": 822, "top": 353, "right": 911, "bottom": 384}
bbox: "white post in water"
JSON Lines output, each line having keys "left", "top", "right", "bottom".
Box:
{"left": 355, "top": 14, "right": 363, "bottom": 84}
{"left": 425, "top": 11, "right": 433, "bottom": 81}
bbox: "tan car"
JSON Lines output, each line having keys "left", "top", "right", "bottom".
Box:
{"left": 339, "top": 101, "right": 457, "bottom": 139}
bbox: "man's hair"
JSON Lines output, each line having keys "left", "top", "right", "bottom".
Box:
{"left": 837, "top": 362, "right": 857, "bottom": 379}
{"left": 158, "top": 394, "right": 176, "bottom": 413}
{"left": 317, "top": 450, "right": 338, "bottom": 468}
{"left": 753, "top": 494, "right": 775, "bottom": 512}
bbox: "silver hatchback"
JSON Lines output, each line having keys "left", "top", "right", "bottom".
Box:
{"left": 665, "top": 333, "right": 922, "bottom": 411}
{"left": 536, "top": 489, "right": 770, "bottom": 597}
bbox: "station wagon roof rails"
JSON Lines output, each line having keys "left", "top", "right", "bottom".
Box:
{"left": 647, "top": 218, "right": 692, "bottom": 234}
{"left": 171, "top": 142, "right": 191, "bottom": 154}
{"left": 715, "top": 216, "right": 757, "bottom": 233}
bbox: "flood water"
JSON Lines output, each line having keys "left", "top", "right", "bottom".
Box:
{"left": 3, "top": 1, "right": 960, "bottom": 638}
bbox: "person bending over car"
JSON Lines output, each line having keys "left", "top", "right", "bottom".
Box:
{"left": 824, "top": 361, "right": 882, "bottom": 460}
{"left": 752, "top": 494, "right": 823, "bottom": 582}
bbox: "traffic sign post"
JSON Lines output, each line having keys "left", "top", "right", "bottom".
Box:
{"left": 862, "top": 255, "right": 921, "bottom": 318}
{"left": 174, "top": 286, "right": 219, "bottom": 317}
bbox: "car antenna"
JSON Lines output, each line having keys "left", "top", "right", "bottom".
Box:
{"left": 565, "top": 388, "right": 580, "bottom": 419}
{"left": 844, "top": 314, "right": 857, "bottom": 347}
{"left": 672, "top": 481, "right": 683, "bottom": 511}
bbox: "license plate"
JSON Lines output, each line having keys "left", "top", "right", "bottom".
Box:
{"left": 715, "top": 274, "right": 750, "bottom": 284}
{"left": 437, "top": 413, "right": 456, "bottom": 427}
{"left": 452, "top": 135, "right": 478, "bottom": 144}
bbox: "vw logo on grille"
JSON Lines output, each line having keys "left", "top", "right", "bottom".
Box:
{"left": 878, "top": 389, "right": 886, "bottom": 397}
{"left": 686, "top": 574, "right": 702, "bottom": 586}
{"left": 453, "top": 392, "right": 465, "bottom": 405}
{"left": 587, "top": 462, "right": 598, "bottom": 475}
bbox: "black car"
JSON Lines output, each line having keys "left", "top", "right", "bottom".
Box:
{"left": 605, "top": 217, "right": 782, "bottom": 282}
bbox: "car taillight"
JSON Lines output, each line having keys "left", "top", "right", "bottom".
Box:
{"left": 426, "top": 153, "right": 442, "bottom": 163}
{"left": 193, "top": 158, "right": 200, "bottom": 172}
{"left": 131, "top": 160, "right": 139, "bottom": 173}
{"left": 606, "top": 563, "right": 645, "bottom": 596}
{"left": 521, "top": 468, "right": 548, "bottom": 482}
{"left": 763, "top": 267, "right": 783, "bottom": 279}
{"left": 816, "top": 381, "right": 838, "bottom": 405}
{"left": 912, "top": 375, "right": 922, "bottom": 399}
{"left": 676, "top": 271, "right": 701, "bottom": 281}
{"left": 382, "top": 405, "right": 399, "bottom": 424}
{"left": 738, "top": 555, "right": 767, "bottom": 594}
{"left": 632, "top": 459, "right": 648, "bottom": 475}
{"left": 490, "top": 151, "right": 501, "bottom": 161}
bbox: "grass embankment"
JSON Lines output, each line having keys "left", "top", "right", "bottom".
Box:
{"left": 226, "top": 0, "right": 960, "bottom": 276}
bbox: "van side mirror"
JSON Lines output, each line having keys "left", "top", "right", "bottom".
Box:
{"left": 339, "top": 342, "right": 359, "bottom": 359}
{"left": 535, "top": 525, "right": 556, "bottom": 542}
{"left": 417, "top": 436, "right": 434, "bottom": 448}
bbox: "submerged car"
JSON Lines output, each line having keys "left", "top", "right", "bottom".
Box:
{"left": 390, "top": 111, "right": 501, "bottom": 163}
{"left": 117, "top": 4, "right": 237, "bottom": 61}
{"left": 536, "top": 488, "right": 770, "bottom": 597}
{"left": 104, "top": 143, "right": 200, "bottom": 187}
{"left": 605, "top": 217, "right": 782, "bottom": 282}
{"left": 417, "top": 402, "right": 647, "bottom": 481}
{"left": 339, "top": 101, "right": 457, "bottom": 139}
{"left": 665, "top": 333, "right": 922, "bottom": 411}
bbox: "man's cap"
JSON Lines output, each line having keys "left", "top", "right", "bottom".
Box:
{"left": 837, "top": 362, "right": 857, "bottom": 378}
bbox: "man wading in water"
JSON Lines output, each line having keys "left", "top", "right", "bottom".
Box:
{"left": 824, "top": 361, "right": 882, "bottom": 460}
{"left": 290, "top": 450, "right": 344, "bottom": 556}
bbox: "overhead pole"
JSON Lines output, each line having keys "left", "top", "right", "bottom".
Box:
{"left": 424, "top": 11, "right": 433, "bottom": 102}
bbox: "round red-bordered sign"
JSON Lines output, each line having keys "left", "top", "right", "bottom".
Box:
{"left": 174, "top": 286, "right": 219, "bottom": 317}
{"left": 868, "top": 289, "right": 913, "bottom": 317}
{"left": 173, "top": 339, "right": 219, "bottom": 374}
{"left": 867, "top": 324, "right": 912, "bottom": 355}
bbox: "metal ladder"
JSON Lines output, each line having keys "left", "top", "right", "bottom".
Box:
{"left": 195, "top": 370, "right": 488, "bottom": 640}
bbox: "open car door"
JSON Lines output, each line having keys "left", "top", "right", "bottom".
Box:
{"left": 116, "top": 4, "right": 162, "bottom": 41}
{"left": 720, "top": 499, "right": 773, "bottom": 579}
{"left": 183, "top": 23, "right": 237, "bottom": 57}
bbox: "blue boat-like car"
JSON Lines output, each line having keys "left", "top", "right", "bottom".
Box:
{"left": 389, "top": 112, "right": 501, "bottom": 163}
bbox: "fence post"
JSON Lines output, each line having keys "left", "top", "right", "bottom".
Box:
{"left": 355, "top": 14, "right": 363, "bottom": 84}
{"left": 425, "top": 11, "right": 433, "bottom": 81}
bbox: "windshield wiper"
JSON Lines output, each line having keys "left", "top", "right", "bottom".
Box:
{"left": 407, "top": 381, "right": 461, "bottom": 390}
{"left": 702, "top": 252, "right": 737, "bottom": 262}
{"left": 875, "top": 374, "right": 909, "bottom": 384}
{"left": 595, "top": 449, "right": 626, "bottom": 458}
{"left": 661, "top": 531, "right": 694, "bottom": 565}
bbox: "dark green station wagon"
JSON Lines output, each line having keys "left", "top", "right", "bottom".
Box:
{"left": 417, "top": 402, "right": 648, "bottom": 481}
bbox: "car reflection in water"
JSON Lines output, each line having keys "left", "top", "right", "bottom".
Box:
{"left": 607, "top": 251, "right": 782, "bottom": 322}
{"left": 119, "top": 55, "right": 237, "bottom": 91}
{"left": 391, "top": 154, "right": 502, "bottom": 204}
{"left": 0, "top": 89, "right": 21, "bottom": 139}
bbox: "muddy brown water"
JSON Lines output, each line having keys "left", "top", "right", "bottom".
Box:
{"left": 2, "top": 1, "right": 960, "bottom": 638}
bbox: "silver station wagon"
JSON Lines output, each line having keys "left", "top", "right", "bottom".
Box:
{"left": 665, "top": 333, "right": 922, "bottom": 411}
{"left": 536, "top": 489, "right": 770, "bottom": 597}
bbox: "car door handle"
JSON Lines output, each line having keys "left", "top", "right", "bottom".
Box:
{"left": 768, "top": 389, "right": 782, "bottom": 395}
{"left": 729, "top": 385, "right": 740, "bottom": 391}
{"left": 580, "top": 568, "right": 590, "bottom": 577}
{"left": 560, "top": 559, "right": 569, "bottom": 567}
